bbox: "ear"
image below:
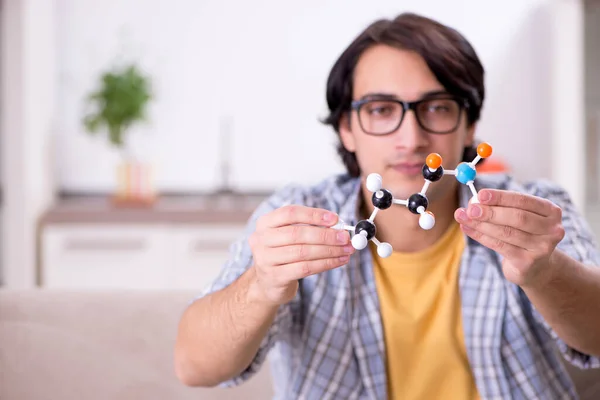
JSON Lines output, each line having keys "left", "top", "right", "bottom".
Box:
{"left": 339, "top": 113, "right": 357, "bottom": 152}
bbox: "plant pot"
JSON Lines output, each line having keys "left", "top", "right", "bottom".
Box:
{"left": 112, "top": 160, "right": 156, "bottom": 207}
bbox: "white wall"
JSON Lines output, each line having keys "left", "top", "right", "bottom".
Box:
{"left": 584, "top": 0, "right": 600, "bottom": 205}
{"left": 585, "top": 1, "right": 600, "bottom": 108}
{"left": 53, "top": 0, "right": 568, "bottom": 194}
{"left": 1, "top": 0, "right": 57, "bottom": 287}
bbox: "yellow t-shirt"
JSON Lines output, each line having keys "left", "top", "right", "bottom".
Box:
{"left": 371, "top": 221, "right": 480, "bottom": 400}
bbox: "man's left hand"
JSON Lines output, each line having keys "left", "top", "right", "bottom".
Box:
{"left": 454, "top": 189, "right": 565, "bottom": 287}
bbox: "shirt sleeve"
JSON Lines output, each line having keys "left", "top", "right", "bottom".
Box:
{"left": 528, "top": 181, "right": 600, "bottom": 369}
{"left": 192, "top": 185, "right": 304, "bottom": 386}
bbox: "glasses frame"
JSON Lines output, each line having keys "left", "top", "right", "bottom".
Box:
{"left": 350, "top": 95, "right": 470, "bottom": 135}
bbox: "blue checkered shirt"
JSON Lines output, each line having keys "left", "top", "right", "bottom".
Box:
{"left": 199, "top": 173, "right": 600, "bottom": 399}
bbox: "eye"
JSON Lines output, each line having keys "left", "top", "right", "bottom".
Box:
{"left": 421, "top": 99, "right": 457, "bottom": 114}
{"left": 430, "top": 105, "right": 450, "bottom": 112}
{"left": 364, "top": 101, "right": 399, "bottom": 117}
{"left": 369, "top": 106, "right": 393, "bottom": 115}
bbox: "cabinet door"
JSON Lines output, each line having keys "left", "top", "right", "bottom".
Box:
{"left": 41, "top": 224, "right": 172, "bottom": 289}
{"left": 170, "top": 224, "right": 245, "bottom": 291}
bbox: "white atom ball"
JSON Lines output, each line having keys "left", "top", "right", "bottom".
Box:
{"left": 366, "top": 173, "right": 383, "bottom": 193}
{"left": 351, "top": 234, "right": 368, "bottom": 250}
{"left": 419, "top": 212, "right": 435, "bottom": 230}
{"left": 377, "top": 243, "right": 393, "bottom": 258}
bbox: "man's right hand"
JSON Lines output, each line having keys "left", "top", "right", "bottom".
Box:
{"left": 248, "top": 205, "right": 355, "bottom": 306}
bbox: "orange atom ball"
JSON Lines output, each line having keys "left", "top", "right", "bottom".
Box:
{"left": 426, "top": 153, "right": 442, "bottom": 169}
{"left": 477, "top": 142, "right": 493, "bottom": 158}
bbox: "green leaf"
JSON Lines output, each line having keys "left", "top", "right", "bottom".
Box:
{"left": 82, "top": 63, "right": 152, "bottom": 149}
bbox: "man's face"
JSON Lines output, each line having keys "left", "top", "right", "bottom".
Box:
{"left": 339, "top": 44, "right": 476, "bottom": 202}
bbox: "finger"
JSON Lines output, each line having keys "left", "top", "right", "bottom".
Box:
{"left": 458, "top": 205, "right": 548, "bottom": 235}
{"left": 266, "top": 243, "right": 355, "bottom": 266}
{"left": 478, "top": 189, "right": 558, "bottom": 217}
{"left": 279, "top": 255, "right": 351, "bottom": 281}
{"left": 457, "top": 218, "right": 535, "bottom": 250}
{"left": 262, "top": 225, "right": 351, "bottom": 247}
{"left": 460, "top": 224, "right": 528, "bottom": 259}
{"left": 257, "top": 205, "right": 338, "bottom": 230}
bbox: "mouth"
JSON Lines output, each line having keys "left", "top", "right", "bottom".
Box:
{"left": 390, "top": 162, "right": 424, "bottom": 176}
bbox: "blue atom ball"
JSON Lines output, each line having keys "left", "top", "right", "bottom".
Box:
{"left": 456, "top": 162, "right": 476, "bottom": 184}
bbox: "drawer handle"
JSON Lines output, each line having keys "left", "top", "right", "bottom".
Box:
{"left": 64, "top": 239, "right": 146, "bottom": 251}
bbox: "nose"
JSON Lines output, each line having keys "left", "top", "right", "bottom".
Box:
{"left": 392, "top": 110, "right": 429, "bottom": 151}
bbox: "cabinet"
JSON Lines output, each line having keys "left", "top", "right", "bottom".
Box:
{"left": 41, "top": 224, "right": 174, "bottom": 289}
{"left": 37, "top": 194, "right": 264, "bottom": 290}
{"left": 169, "top": 225, "right": 245, "bottom": 290}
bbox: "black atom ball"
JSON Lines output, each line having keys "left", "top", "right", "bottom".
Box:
{"left": 355, "top": 220, "right": 376, "bottom": 240}
{"left": 407, "top": 193, "right": 428, "bottom": 215}
{"left": 372, "top": 189, "right": 393, "bottom": 210}
{"left": 422, "top": 164, "right": 443, "bottom": 182}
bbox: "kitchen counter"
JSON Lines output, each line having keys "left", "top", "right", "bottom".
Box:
{"left": 38, "top": 191, "right": 271, "bottom": 225}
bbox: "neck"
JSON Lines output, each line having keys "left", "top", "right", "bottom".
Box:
{"left": 359, "top": 182, "right": 461, "bottom": 253}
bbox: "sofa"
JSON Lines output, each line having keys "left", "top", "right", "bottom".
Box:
{"left": 1, "top": 289, "right": 599, "bottom": 400}
{"left": 0, "top": 289, "right": 274, "bottom": 400}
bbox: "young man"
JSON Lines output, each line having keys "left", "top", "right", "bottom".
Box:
{"left": 175, "top": 12, "right": 600, "bottom": 399}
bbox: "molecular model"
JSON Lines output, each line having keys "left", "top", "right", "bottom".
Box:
{"left": 333, "top": 180, "right": 394, "bottom": 258}
{"left": 334, "top": 142, "right": 493, "bottom": 258}
{"left": 334, "top": 168, "right": 439, "bottom": 258}
{"left": 429, "top": 142, "right": 493, "bottom": 204}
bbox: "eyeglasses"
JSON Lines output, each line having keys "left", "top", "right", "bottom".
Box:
{"left": 350, "top": 96, "right": 469, "bottom": 135}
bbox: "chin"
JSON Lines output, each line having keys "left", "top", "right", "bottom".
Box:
{"left": 363, "top": 168, "right": 430, "bottom": 198}
{"left": 388, "top": 171, "right": 424, "bottom": 188}
{"left": 382, "top": 180, "right": 426, "bottom": 202}
{"left": 391, "top": 186, "right": 426, "bottom": 202}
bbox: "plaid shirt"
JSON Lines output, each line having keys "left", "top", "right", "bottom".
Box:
{"left": 199, "top": 173, "right": 600, "bottom": 400}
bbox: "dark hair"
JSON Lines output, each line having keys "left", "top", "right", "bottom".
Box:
{"left": 322, "top": 12, "right": 485, "bottom": 177}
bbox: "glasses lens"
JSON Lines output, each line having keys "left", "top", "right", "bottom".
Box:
{"left": 358, "top": 100, "right": 404, "bottom": 135}
{"left": 416, "top": 98, "right": 461, "bottom": 133}
{"left": 357, "top": 98, "right": 463, "bottom": 135}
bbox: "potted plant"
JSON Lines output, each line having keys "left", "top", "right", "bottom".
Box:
{"left": 82, "top": 63, "right": 155, "bottom": 206}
